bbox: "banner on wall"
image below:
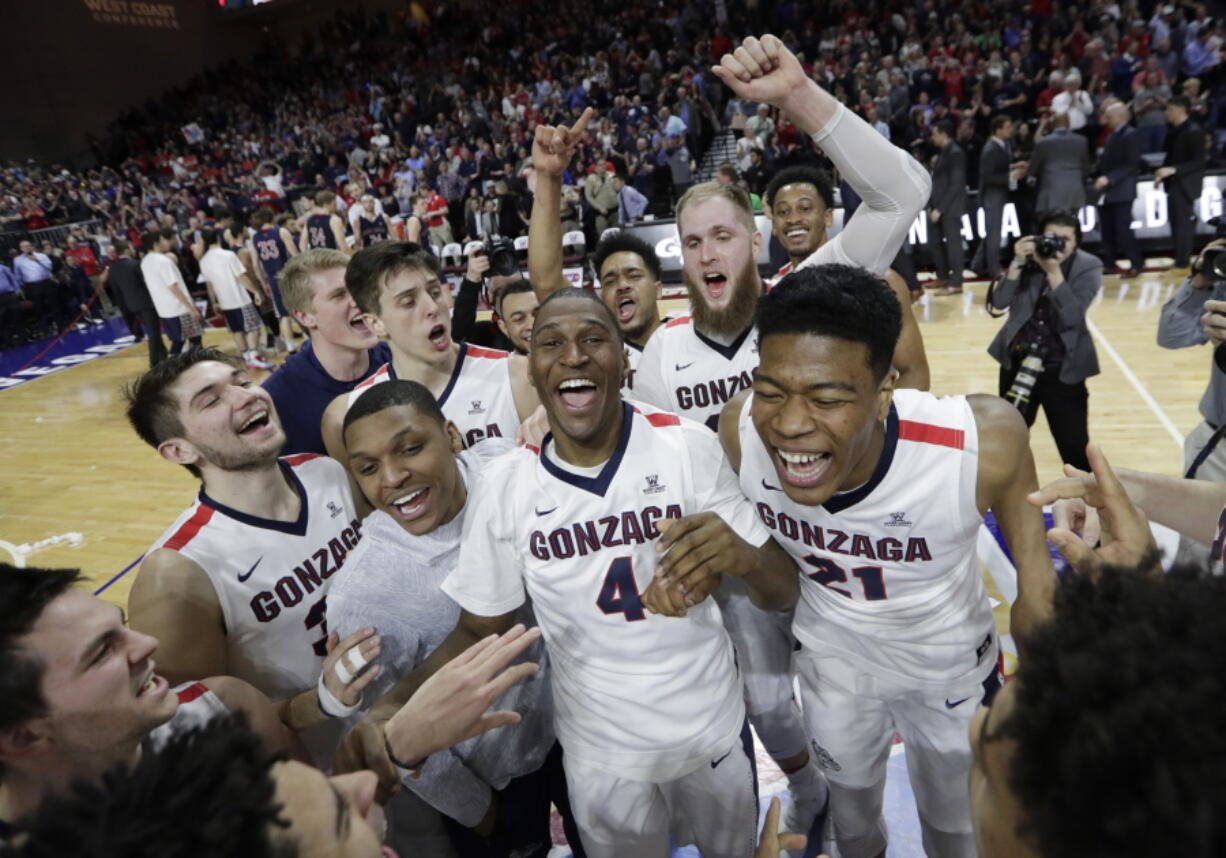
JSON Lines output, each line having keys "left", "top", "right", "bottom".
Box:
{"left": 80, "top": 0, "right": 181, "bottom": 28}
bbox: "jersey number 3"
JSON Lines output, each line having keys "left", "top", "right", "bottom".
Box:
{"left": 596, "top": 557, "right": 646, "bottom": 621}
{"left": 803, "top": 555, "right": 888, "bottom": 600}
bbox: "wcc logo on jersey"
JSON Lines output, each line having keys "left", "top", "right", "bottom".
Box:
{"left": 468, "top": 400, "right": 485, "bottom": 415}
{"left": 643, "top": 474, "right": 666, "bottom": 495}
{"left": 884, "top": 511, "right": 913, "bottom": 528}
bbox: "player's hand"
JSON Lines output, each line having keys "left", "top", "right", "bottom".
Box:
{"left": 333, "top": 715, "right": 401, "bottom": 803}
{"left": 1048, "top": 492, "right": 1103, "bottom": 548}
{"left": 466, "top": 247, "right": 491, "bottom": 282}
{"left": 384, "top": 625, "right": 542, "bottom": 768}
{"left": 654, "top": 513, "right": 754, "bottom": 604}
{"left": 1026, "top": 443, "right": 1159, "bottom": 577}
{"left": 1201, "top": 299, "right": 1226, "bottom": 345}
{"left": 532, "top": 107, "right": 595, "bottom": 179}
{"left": 712, "top": 35, "right": 810, "bottom": 114}
{"left": 321, "top": 627, "right": 382, "bottom": 708}
{"left": 755, "top": 797, "right": 810, "bottom": 857}
{"left": 515, "top": 405, "right": 549, "bottom": 447}
{"left": 641, "top": 570, "right": 721, "bottom": 617}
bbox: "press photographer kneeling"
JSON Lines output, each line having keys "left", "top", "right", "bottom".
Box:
{"left": 988, "top": 209, "right": 1103, "bottom": 471}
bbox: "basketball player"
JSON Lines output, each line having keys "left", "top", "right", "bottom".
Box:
{"left": 764, "top": 164, "right": 930, "bottom": 390}
{"left": 302, "top": 190, "right": 351, "bottom": 254}
{"left": 139, "top": 230, "right": 202, "bottom": 356}
{"left": 493, "top": 280, "right": 539, "bottom": 355}
{"left": 125, "top": 348, "right": 366, "bottom": 762}
{"left": 261, "top": 249, "right": 391, "bottom": 456}
{"left": 356, "top": 195, "right": 394, "bottom": 248}
{"left": 0, "top": 563, "right": 383, "bottom": 835}
{"left": 527, "top": 109, "right": 665, "bottom": 389}
{"left": 328, "top": 380, "right": 581, "bottom": 856}
{"left": 199, "top": 228, "right": 273, "bottom": 371}
{"left": 365, "top": 288, "right": 798, "bottom": 858}
{"left": 247, "top": 207, "right": 300, "bottom": 353}
{"left": 709, "top": 266, "right": 1055, "bottom": 858}
{"left": 632, "top": 35, "right": 933, "bottom": 837}
{"left": 319, "top": 242, "right": 540, "bottom": 458}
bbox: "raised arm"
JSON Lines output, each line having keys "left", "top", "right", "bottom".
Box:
{"left": 713, "top": 35, "right": 931, "bottom": 275}
{"left": 528, "top": 108, "right": 594, "bottom": 302}
{"left": 884, "top": 269, "right": 930, "bottom": 390}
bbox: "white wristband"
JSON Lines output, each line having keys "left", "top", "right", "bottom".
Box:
{"left": 317, "top": 672, "right": 361, "bottom": 719}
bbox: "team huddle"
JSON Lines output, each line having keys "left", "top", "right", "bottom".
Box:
{"left": 0, "top": 37, "right": 1064, "bottom": 858}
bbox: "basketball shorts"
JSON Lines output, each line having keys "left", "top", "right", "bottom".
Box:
{"left": 265, "top": 275, "right": 289, "bottom": 319}
{"left": 564, "top": 722, "right": 758, "bottom": 858}
{"left": 162, "top": 312, "right": 202, "bottom": 343}
{"left": 794, "top": 646, "right": 1000, "bottom": 858}
{"left": 222, "top": 302, "right": 262, "bottom": 334}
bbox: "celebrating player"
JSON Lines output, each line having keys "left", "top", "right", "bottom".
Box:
{"left": 713, "top": 265, "right": 1055, "bottom": 858}
{"left": 247, "top": 208, "right": 300, "bottom": 353}
{"left": 320, "top": 241, "right": 540, "bottom": 458}
{"left": 763, "top": 164, "right": 930, "bottom": 390}
{"left": 125, "top": 348, "right": 366, "bottom": 762}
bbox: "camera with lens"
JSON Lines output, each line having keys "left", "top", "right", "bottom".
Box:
{"left": 1034, "top": 232, "right": 1068, "bottom": 260}
{"left": 1196, "top": 216, "right": 1226, "bottom": 280}
{"left": 477, "top": 237, "right": 520, "bottom": 278}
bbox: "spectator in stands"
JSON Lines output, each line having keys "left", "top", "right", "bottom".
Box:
{"left": 12, "top": 240, "right": 59, "bottom": 337}
{"left": 1156, "top": 95, "right": 1208, "bottom": 270}
{"left": 584, "top": 161, "right": 618, "bottom": 237}
{"left": 745, "top": 103, "right": 775, "bottom": 144}
{"left": 424, "top": 183, "right": 454, "bottom": 249}
{"left": 1052, "top": 73, "right": 1095, "bottom": 131}
{"left": 0, "top": 255, "right": 20, "bottom": 347}
{"left": 1133, "top": 68, "right": 1173, "bottom": 153}
{"left": 927, "top": 120, "right": 968, "bottom": 295}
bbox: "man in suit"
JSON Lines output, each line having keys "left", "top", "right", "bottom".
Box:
{"left": 1155, "top": 95, "right": 1206, "bottom": 269}
{"left": 972, "top": 115, "right": 1016, "bottom": 279}
{"left": 613, "top": 174, "right": 649, "bottom": 224}
{"left": 1026, "top": 111, "right": 1091, "bottom": 215}
{"left": 1093, "top": 102, "right": 1144, "bottom": 277}
{"left": 104, "top": 239, "right": 166, "bottom": 366}
{"left": 927, "top": 119, "right": 968, "bottom": 295}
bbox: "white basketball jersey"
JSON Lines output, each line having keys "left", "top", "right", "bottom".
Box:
{"left": 347, "top": 343, "right": 521, "bottom": 447}
{"left": 146, "top": 682, "right": 229, "bottom": 753}
{"left": 738, "top": 389, "right": 997, "bottom": 687}
{"left": 634, "top": 316, "right": 759, "bottom": 432}
{"left": 624, "top": 339, "right": 644, "bottom": 392}
{"left": 444, "top": 402, "right": 770, "bottom": 782}
{"left": 149, "top": 455, "right": 362, "bottom": 701}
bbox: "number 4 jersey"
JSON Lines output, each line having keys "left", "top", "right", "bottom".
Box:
{"left": 443, "top": 401, "right": 768, "bottom": 782}
{"left": 148, "top": 454, "right": 362, "bottom": 701}
{"left": 737, "top": 389, "right": 997, "bottom": 688}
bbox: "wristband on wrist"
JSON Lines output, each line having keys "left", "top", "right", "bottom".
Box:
{"left": 316, "top": 673, "right": 361, "bottom": 719}
{"left": 384, "top": 733, "right": 426, "bottom": 773}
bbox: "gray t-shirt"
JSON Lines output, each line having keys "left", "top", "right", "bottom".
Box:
{"left": 327, "top": 439, "right": 555, "bottom": 827}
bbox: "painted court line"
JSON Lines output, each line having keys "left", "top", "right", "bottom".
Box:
{"left": 1086, "top": 318, "right": 1183, "bottom": 447}
{"left": 94, "top": 554, "right": 144, "bottom": 596}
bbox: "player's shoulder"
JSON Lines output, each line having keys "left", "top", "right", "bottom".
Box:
{"left": 893, "top": 389, "right": 974, "bottom": 451}
{"left": 464, "top": 343, "right": 511, "bottom": 361}
{"left": 281, "top": 451, "right": 348, "bottom": 482}
{"left": 151, "top": 497, "right": 217, "bottom": 553}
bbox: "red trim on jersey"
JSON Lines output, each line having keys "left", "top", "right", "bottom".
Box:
{"left": 525, "top": 443, "right": 540, "bottom": 455}
{"left": 283, "top": 453, "right": 324, "bottom": 466}
{"left": 464, "top": 345, "right": 509, "bottom": 360}
{"left": 644, "top": 412, "right": 681, "bottom": 427}
{"left": 176, "top": 682, "right": 210, "bottom": 704}
{"left": 665, "top": 315, "right": 692, "bottom": 328}
{"left": 898, "top": 420, "right": 965, "bottom": 450}
{"left": 164, "top": 506, "right": 215, "bottom": 551}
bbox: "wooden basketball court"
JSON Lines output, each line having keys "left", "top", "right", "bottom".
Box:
{"left": 0, "top": 268, "right": 1209, "bottom": 614}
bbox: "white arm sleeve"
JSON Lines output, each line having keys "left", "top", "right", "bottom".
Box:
{"left": 441, "top": 465, "right": 527, "bottom": 617}
{"left": 685, "top": 423, "right": 772, "bottom": 547}
{"left": 797, "top": 102, "right": 932, "bottom": 276}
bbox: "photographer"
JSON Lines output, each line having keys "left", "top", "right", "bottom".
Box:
{"left": 988, "top": 209, "right": 1103, "bottom": 472}
{"left": 1157, "top": 235, "right": 1226, "bottom": 564}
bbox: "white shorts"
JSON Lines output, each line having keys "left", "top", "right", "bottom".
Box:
{"left": 564, "top": 724, "right": 759, "bottom": 858}
{"left": 795, "top": 647, "right": 999, "bottom": 858}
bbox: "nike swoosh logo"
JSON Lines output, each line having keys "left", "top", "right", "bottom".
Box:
{"left": 238, "top": 556, "right": 263, "bottom": 583}
{"left": 945, "top": 696, "right": 972, "bottom": 709}
{"left": 675, "top": 362, "right": 695, "bottom": 371}
{"left": 761, "top": 478, "right": 782, "bottom": 492}
{"left": 535, "top": 507, "right": 557, "bottom": 516}
{"left": 711, "top": 749, "right": 732, "bottom": 768}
